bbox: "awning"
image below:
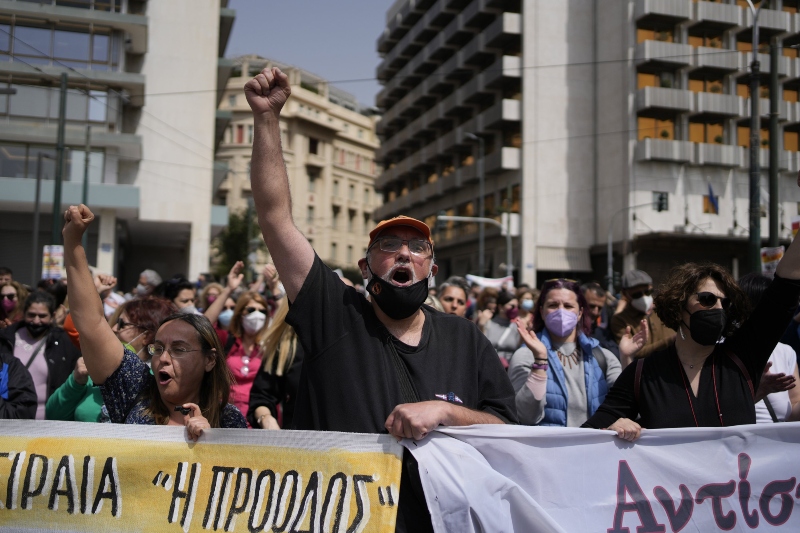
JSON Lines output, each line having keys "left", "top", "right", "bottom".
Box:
{"left": 536, "top": 246, "right": 592, "bottom": 272}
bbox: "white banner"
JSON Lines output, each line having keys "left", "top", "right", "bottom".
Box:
{"left": 406, "top": 424, "right": 800, "bottom": 533}
{"left": 464, "top": 274, "right": 513, "bottom": 290}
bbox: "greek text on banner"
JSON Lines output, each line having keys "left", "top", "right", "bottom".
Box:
{"left": 0, "top": 420, "right": 402, "bottom": 532}
{"left": 407, "top": 423, "right": 800, "bottom": 533}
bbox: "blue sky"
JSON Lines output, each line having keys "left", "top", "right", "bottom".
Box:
{"left": 226, "top": 0, "right": 394, "bottom": 108}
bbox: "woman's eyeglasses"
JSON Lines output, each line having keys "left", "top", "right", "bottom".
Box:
{"left": 243, "top": 307, "right": 264, "bottom": 315}
{"left": 629, "top": 288, "right": 653, "bottom": 299}
{"left": 695, "top": 292, "right": 731, "bottom": 310}
{"left": 116, "top": 318, "right": 140, "bottom": 330}
{"left": 147, "top": 344, "right": 202, "bottom": 359}
{"left": 0, "top": 293, "right": 16, "bottom": 301}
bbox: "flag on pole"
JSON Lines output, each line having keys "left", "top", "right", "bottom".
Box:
{"left": 704, "top": 183, "right": 719, "bottom": 214}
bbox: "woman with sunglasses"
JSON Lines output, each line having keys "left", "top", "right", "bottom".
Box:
{"left": 62, "top": 204, "right": 245, "bottom": 439}
{"left": 213, "top": 291, "right": 268, "bottom": 420}
{"left": 583, "top": 256, "right": 800, "bottom": 441}
{"left": 0, "top": 281, "right": 28, "bottom": 328}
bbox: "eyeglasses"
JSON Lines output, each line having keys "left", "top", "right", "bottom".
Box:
{"left": 147, "top": 343, "right": 202, "bottom": 360}
{"left": 544, "top": 278, "right": 578, "bottom": 284}
{"left": 0, "top": 293, "right": 16, "bottom": 300}
{"left": 629, "top": 288, "right": 653, "bottom": 299}
{"left": 371, "top": 237, "right": 432, "bottom": 256}
{"left": 695, "top": 292, "right": 731, "bottom": 310}
{"left": 116, "top": 318, "right": 140, "bottom": 330}
{"left": 243, "top": 306, "right": 264, "bottom": 315}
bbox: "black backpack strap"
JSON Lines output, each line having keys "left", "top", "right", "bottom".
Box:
{"left": 634, "top": 358, "right": 645, "bottom": 404}
{"left": 385, "top": 333, "right": 420, "bottom": 404}
{"left": 763, "top": 396, "right": 781, "bottom": 423}
{"left": 592, "top": 346, "right": 607, "bottom": 375}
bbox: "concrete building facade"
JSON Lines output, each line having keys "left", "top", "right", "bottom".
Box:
{"left": 0, "top": 0, "right": 234, "bottom": 287}
{"left": 216, "top": 55, "right": 382, "bottom": 270}
{"left": 376, "top": 0, "right": 800, "bottom": 287}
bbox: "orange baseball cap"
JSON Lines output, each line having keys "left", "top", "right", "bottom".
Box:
{"left": 368, "top": 216, "right": 433, "bottom": 248}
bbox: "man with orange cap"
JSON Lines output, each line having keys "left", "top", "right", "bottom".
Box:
{"left": 245, "top": 66, "right": 517, "bottom": 532}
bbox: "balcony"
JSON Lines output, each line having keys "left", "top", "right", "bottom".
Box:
{"left": 635, "top": 41, "right": 693, "bottom": 71}
{"left": 743, "top": 8, "right": 791, "bottom": 37}
{"left": 695, "top": 143, "right": 742, "bottom": 167}
{"left": 741, "top": 52, "right": 789, "bottom": 77}
{"left": 636, "top": 87, "right": 694, "bottom": 114}
{"left": 635, "top": 0, "right": 691, "bottom": 26}
{"left": 693, "top": 92, "right": 742, "bottom": 118}
{"left": 785, "top": 101, "right": 800, "bottom": 124}
{"left": 691, "top": 1, "right": 742, "bottom": 31}
{"left": 692, "top": 45, "right": 739, "bottom": 75}
{"left": 635, "top": 138, "right": 694, "bottom": 163}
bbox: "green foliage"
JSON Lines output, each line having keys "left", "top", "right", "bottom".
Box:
{"left": 213, "top": 209, "right": 262, "bottom": 278}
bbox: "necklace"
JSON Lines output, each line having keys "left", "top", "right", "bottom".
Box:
{"left": 557, "top": 347, "right": 580, "bottom": 369}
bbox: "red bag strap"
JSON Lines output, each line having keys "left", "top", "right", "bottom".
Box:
{"left": 725, "top": 350, "right": 755, "bottom": 401}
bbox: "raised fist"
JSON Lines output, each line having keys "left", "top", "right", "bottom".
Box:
{"left": 62, "top": 204, "right": 95, "bottom": 243}
{"left": 244, "top": 67, "right": 291, "bottom": 118}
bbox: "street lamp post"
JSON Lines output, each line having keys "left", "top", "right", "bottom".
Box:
{"left": 32, "top": 153, "right": 53, "bottom": 283}
{"left": 746, "top": 0, "right": 763, "bottom": 272}
{"left": 465, "top": 133, "right": 485, "bottom": 276}
{"left": 438, "top": 215, "right": 513, "bottom": 279}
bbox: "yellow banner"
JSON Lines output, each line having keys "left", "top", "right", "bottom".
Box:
{"left": 0, "top": 421, "right": 403, "bottom": 532}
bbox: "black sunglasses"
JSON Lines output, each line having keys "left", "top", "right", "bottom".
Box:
{"left": 695, "top": 292, "right": 731, "bottom": 309}
{"left": 0, "top": 293, "right": 16, "bottom": 300}
{"left": 243, "top": 306, "right": 263, "bottom": 315}
{"left": 629, "top": 288, "right": 653, "bottom": 299}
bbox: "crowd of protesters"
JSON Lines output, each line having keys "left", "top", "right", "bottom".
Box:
{"left": 3, "top": 65, "right": 800, "bottom": 532}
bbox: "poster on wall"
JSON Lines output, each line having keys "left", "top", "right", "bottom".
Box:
{"left": 41, "top": 245, "right": 64, "bottom": 280}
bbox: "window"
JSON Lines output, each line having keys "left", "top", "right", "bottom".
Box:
{"left": 348, "top": 183, "right": 355, "bottom": 201}
{"left": 347, "top": 245, "right": 353, "bottom": 264}
{"left": 332, "top": 206, "right": 340, "bottom": 229}
{"left": 737, "top": 126, "right": 769, "bottom": 148}
{"left": 247, "top": 125, "right": 253, "bottom": 144}
{"left": 358, "top": 129, "right": 363, "bottom": 139}
{"left": 638, "top": 117, "right": 675, "bottom": 141}
{"left": 306, "top": 205, "right": 314, "bottom": 224}
{"left": 653, "top": 192, "right": 669, "bottom": 212}
{"left": 364, "top": 188, "right": 370, "bottom": 204}
{"left": 703, "top": 193, "right": 719, "bottom": 215}
{"left": 331, "top": 242, "right": 337, "bottom": 261}
{"left": 689, "top": 121, "right": 724, "bottom": 144}
{"left": 308, "top": 170, "right": 318, "bottom": 192}
{"left": 309, "top": 137, "right": 319, "bottom": 155}
{"left": 236, "top": 125, "right": 244, "bottom": 144}
{"left": 363, "top": 214, "right": 371, "bottom": 235}
{"left": 228, "top": 95, "right": 236, "bottom": 107}
{"left": 348, "top": 210, "right": 355, "bottom": 233}
{"left": 785, "top": 131, "right": 799, "bottom": 152}
{"left": 6, "top": 22, "right": 121, "bottom": 71}
{"left": 333, "top": 180, "right": 340, "bottom": 197}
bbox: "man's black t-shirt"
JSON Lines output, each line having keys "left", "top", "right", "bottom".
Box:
{"left": 286, "top": 254, "right": 518, "bottom": 433}
{"left": 285, "top": 255, "right": 518, "bottom": 532}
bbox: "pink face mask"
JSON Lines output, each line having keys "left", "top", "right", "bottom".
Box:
{"left": 1, "top": 298, "right": 15, "bottom": 313}
{"left": 544, "top": 308, "right": 579, "bottom": 337}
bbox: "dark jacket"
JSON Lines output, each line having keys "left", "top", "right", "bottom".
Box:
{"left": 0, "top": 351, "right": 37, "bottom": 419}
{"left": 0, "top": 322, "right": 81, "bottom": 402}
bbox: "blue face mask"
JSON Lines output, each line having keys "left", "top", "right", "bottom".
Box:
{"left": 218, "top": 309, "right": 234, "bottom": 327}
{"left": 520, "top": 299, "right": 534, "bottom": 311}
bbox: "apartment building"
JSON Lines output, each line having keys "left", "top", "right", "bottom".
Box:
{"left": 216, "top": 55, "right": 382, "bottom": 270}
{"left": 0, "top": 0, "right": 234, "bottom": 287}
{"left": 376, "top": 0, "right": 800, "bottom": 287}
{"left": 375, "top": 0, "right": 523, "bottom": 282}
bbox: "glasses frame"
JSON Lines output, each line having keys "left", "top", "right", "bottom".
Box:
{"left": 147, "top": 343, "right": 203, "bottom": 360}
{"left": 116, "top": 318, "right": 140, "bottom": 331}
{"left": 243, "top": 306, "right": 264, "bottom": 315}
{"left": 629, "top": 288, "right": 653, "bottom": 299}
{"left": 694, "top": 292, "right": 731, "bottom": 310}
{"left": 0, "top": 293, "right": 17, "bottom": 300}
{"left": 370, "top": 237, "right": 432, "bottom": 257}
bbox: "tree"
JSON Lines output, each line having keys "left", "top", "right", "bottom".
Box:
{"left": 212, "top": 209, "right": 264, "bottom": 279}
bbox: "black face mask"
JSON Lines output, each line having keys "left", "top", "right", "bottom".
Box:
{"left": 684, "top": 309, "right": 727, "bottom": 346}
{"left": 366, "top": 265, "right": 429, "bottom": 320}
{"left": 24, "top": 322, "right": 50, "bottom": 338}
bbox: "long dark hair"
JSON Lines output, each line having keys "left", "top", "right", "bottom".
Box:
{"left": 532, "top": 279, "right": 593, "bottom": 336}
{"left": 144, "top": 313, "right": 234, "bottom": 427}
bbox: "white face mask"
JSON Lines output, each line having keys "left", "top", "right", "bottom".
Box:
{"left": 241, "top": 310, "right": 267, "bottom": 334}
{"left": 631, "top": 295, "right": 653, "bottom": 314}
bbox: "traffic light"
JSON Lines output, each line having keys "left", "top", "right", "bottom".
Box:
{"left": 613, "top": 271, "right": 622, "bottom": 290}
{"left": 655, "top": 192, "right": 668, "bottom": 212}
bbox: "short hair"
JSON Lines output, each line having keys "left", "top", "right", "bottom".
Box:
{"left": 0, "top": 267, "right": 11, "bottom": 276}
{"left": 532, "top": 279, "right": 593, "bottom": 335}
{"left": 140, "top": 269, "right": 162, "bottom": 287}
{"left": 144, "top": 313, "right": 234, "bottom": 427}
{"left": 229, "top": 291, "right": 269, "bottom": 339}
{"left": 737, "top": 273, "right": 772, "bottom": 309}
{"left": 476, "top": 287, "right": 499, "bottom": 311}
{"left": 654, "top": 262, "right": 749, "bottom": 337}
{"left": 153, "top": 277, "right": 195, "bottom": 302}
{"left": 438, "top": 276, "right": 469, "bottom": 299}
{"left": 581, "top": 282, "right": 605, "bottom": 299}
{"left": 516, "top": 286, "right": 539, "bottom": 301}
{"left": 496, "top": 290, "right": 516, "bottom": 307}
{"left": 23, "top": 290, "right": 56, "bottom": 316}
{"left": 121, "top": 296, "right": 176, "bottom": 348}
{"left": 38, "top": 279, "right": 68, "bottom": 308}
